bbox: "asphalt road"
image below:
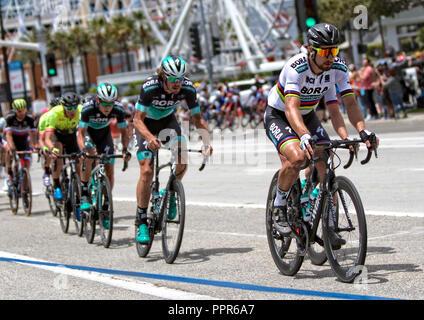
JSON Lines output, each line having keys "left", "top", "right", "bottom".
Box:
{"left": 0, "top": 114, "right": 423, "bottom": 303}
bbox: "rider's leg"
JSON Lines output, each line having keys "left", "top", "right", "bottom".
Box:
{"left": 136, "top": 157, "right": 153, "bottom": 242}
{"left": 52, "top": 142, "right": 63, "bottom": 200}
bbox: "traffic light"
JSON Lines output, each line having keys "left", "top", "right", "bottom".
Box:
{"left": 211, "top": 35, "right": 221, "bottom": 56}
{"left": 45, "top": 53, "right": 57, "bottom": 77}
{"left": 296, "top": 0, "right": 320, "bottom": 32}
{"left": 189, "top": 23, "right": 202, "bottom": 60}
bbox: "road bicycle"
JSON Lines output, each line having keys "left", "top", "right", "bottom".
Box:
{"left": 7, "top": 150, "right": 35, "bottom": 216}
{"left": 266, "top": 138, "right": 377, "bottom": 283}
{"left": 82, "top": 153, "right": 128, "bottom": 248}
{"left": 54, "top": 153, "right": 83, "bottom": 235}
{"left": 136, "top": 146, "right": 207, "bottom": 264}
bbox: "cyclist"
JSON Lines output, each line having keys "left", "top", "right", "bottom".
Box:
{"left": 38, "top": 97, "right": 61, "bottom": 188}
{"left": 133, "top": 55, "right": 213, "bottom": 243}
{"left": 264, "top": 23, "right": 379, "bottom": 249}
{"left": 44, "top": 92, "right": 83, "bottom": 200}
{"left": 4, "top": 99, "right": 37, "bottom": 186}
{"left": 77, "top": 83, "right": 131, "bottom": 212}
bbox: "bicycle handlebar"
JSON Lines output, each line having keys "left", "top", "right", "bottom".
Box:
{"left": 82, "top": 153, "right": 129, "bottom": 172}
{"left": 302, "top": 138, "right": 377, "bottom": 170}
{"left": 149, "top": 146, "right": 208, "bottom": 171}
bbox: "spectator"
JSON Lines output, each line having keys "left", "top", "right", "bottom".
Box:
{"left": 383, "top": 69, "right": 408, "bottom": 119}
{"left": 358, "top": 58, "right": 379, "bottom": 120}
{"left": 349, "top": 64, "right": 367, "bottom": 117}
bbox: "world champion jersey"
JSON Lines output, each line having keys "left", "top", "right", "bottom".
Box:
{"left": 135, "top": 75, "right": 200, "bottom": 120}
{"left": 267, "top": 52, "right": 354, "bottom": 115}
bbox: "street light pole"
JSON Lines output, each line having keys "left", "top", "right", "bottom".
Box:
{"left": 0, "top": 0, "right": 12, "bottom": 111}
{"left": 199, "top": 0, "right": 214, "bottom": 92}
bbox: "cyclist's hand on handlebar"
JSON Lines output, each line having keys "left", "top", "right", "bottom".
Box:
{"left": 300, "top": 134, "right": 314, "bottom": 160}
{"left": 359, "top": 130, "right": 379, "bottom": 151}
{"left": 147, "top": 138, "right": 161, "bottom": 151}
{"left": 122, "top": 147, "right": 132, "bottom": 161}
{"left": 51, "top": 147, "right": 60, "bottom": 159}
{"left": 201, "top": 144, "right": 213, "bottom": 158}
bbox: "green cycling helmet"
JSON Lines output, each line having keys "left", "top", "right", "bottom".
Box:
{"left": 12, "top": 98, "right": 27, "bottom": 111}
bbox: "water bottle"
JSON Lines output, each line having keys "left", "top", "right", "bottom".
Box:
{"left": 91, "top": 186, "right": 97, "bottom": 205}
{"left": 305, "top": 188, "right": 320, "bottom": 222}
{"left": 300, "top": 179, "right": 309, "bottom": 220}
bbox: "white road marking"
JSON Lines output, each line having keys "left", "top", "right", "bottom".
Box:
{"left": 0, "top": 251, "right": 218, "bottom": 300}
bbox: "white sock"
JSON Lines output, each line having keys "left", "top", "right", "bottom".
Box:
{"left": 274, "top": 187, "right": 288, "bottom": 208}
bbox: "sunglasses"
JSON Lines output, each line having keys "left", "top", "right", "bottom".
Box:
{"left": 16, "top": 109, "right": 26, "bottom": 113}
{"left": 100, "top": 101, "right": 114, "bottom": 107}
{"left": 167, "top": 76, "right": 184, "bottom": 83}
{"left": 64, "top": 106, "right": 78, "bottom": 111}
{"left": 312, "top": 46, "right": 339, "bottom": 58}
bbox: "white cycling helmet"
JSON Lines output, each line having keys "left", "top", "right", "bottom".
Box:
{"left": 97, "top": 82, "right": 118, "bottom": 101}
{"left": 161, "top": 55, "right": 187, "bottom": 78}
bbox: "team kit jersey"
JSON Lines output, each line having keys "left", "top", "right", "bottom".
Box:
{"left": 265, "top": 52, "right": 354, "bottom": 154}
{"left": 134, "top": 75, "right": 200, "bottom": 160}
{"left": 79, "top": 100, "right": 128, "bottom": 156}
{"left": 4, "top": 111, "right": 36, "bottom": 150}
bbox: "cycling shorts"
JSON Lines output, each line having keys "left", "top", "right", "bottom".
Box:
{"left": 264, "top": 105, "right": 330, "bottom": 155}
{"left": 84, "top": 127, "right": 115, "bottom": 163}
{"left": 134, "top": 113, "right": 186, "bottom": 160}
{"left": 54, "top": 131, "right": 80, "bottom": 154}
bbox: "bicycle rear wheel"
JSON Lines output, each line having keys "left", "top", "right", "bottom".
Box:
{"left": 58, "top": 198, "right": 71, "bottom": 233}
{"left": 70, "top": 173, "right": 83, "bottom": 236}
{"left": 265, "top": 171, "right": 304, "bottom": 276}
{"left": 322, "top": 176, "right": 367, "bottom": 283}
{"left": 162, "top": 179, "right": 186, "bottom": 264}
{"left": 98, "top": 177, "right": 114, "bottom": 248}
{"left": 21, "top": 168, "right": 32, "bottom": 216}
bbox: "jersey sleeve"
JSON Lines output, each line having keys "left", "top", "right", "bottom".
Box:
{"left": 333, "top": 59, "right": 354, "bottom": 99}
{"left": 278, "top": 66, "right": 302, "bottom": 102}
{"left": 135, "top": 78, "right": 155, "bottom": 113}
{"left": 78, "top": 105, "right": 91, "bottom": 128}
{"left": 182, "top": 80, "right": 200, "bottom": 115}
{"left": 324, "top": 85, "right": 339, "bottom": 106}
{"left": 45, "top": 109, "right": 58, "bottom": 132}
{"left": 114, "top": 103, "right": 128, "bottom": 128}
{"left": 28, "top": 114, "right": 37, "bottom": 131}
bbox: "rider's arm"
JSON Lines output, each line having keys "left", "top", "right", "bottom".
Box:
{"left": 5, "top": 130, "right": 15, "bottom": 151}
{"left": 77, "top": 126, "right": 87, "bottom": 152}
{"left": 133, "top": 110, "right": 160, "bottom": 150}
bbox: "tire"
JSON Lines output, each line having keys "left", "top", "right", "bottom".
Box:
{"left": 308, "top": 216, "right": 327, "bottom": 266}
{"left": 59, "top": 199, "right": 71, "bottom": 234}
{"left": 70, "top": 174, "right": 83, "bottom": 236}
{"left": 265, "top": 171, "right": 304, "bottom": 276}
{"left": 9, "top": 183, "right": 19, "bottom": 215}
{"left": 322, "top": 176, "right": 367, "bottom": 283}
{"left": 45, "top": 185, "right": 56, "bottom": 217}
{"left": 20, "top": 168, "right": 32, "bottom": 217}
{"left": 136, "top": 223, "right": 154, "bottom": 258}
{"left": 98, "top": 177, "right": 113, "bottom": 248}
{"left": 162, "top": 179, "right": 186, "bottom": 264}
{"left": 83, "top": 184, "right": 97, "bottom": 244}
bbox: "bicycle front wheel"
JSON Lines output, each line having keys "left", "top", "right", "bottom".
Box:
{"left": 8, "top": 183, "right": 19, "bottom": 215}
{"left": 98, "top": 177, "right": 114, "bottom": 248}
{"left": 70, "top": 173, "right": 83, "bottom": 236}
{"left": 21, "top": 168, "right": 32, "bottom": 216}
{"left": 162, "top": 179, "right": 186, "bottom": 264}
{"left": 322, "top": 176, "right": 367, "bottom": 283}
{"left": 45, "top": 185, "right": 56, "bottom": 216}
{"left": 265, "top": 171, "right": 304, "bottom": 276}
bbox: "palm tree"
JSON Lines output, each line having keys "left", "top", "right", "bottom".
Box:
{"left": 16, "top": 29, "right": 41, "bottom": 99}
{"left": 132, "top": 11, "right": 161, "bottom": 70}
{"left": 88, "top": 17, "right": 108, "bottom": 75}
{"left": 110, "top": 14, "right": 135, "bottom": 72}
{"left": 68, "top": 26, "right": 92, "bottom": 91}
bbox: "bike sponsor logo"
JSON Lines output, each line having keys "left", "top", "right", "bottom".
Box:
{"left": 269, "top": 123, "right": 284, "bottom": 141}
{"left": 300, "top": 86, "right": 329, "bottom": 95}
{"left": 290, "top": 57, "right": 307, "bottom": 69}
{"left": 151, "top": 100, "right": 178, "bottom": 107}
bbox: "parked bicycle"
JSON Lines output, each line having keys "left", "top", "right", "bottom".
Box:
{"left": 7, "top": 150, "right": 35, "bottom": 216}
{"left": 136, "top": 146, "right": 207, "bottom": 264}
{"left": 54, "top": 153, "right": 83, "bottom": 235}
{"left": 82, "top": 153, "right": 129, "bottom": 248}
{"left": 266, "top": 138, "right": 377, "bottom": 283}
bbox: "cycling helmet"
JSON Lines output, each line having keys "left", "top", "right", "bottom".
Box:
{"left": 61, "top": 92, "right": 80, "bottom": 108}
{"left": 49, "top": 97, "right": 61, "bottom": 108}
{"left": 307, "top": 23, "right": 341, "bottom": 47}
{"left": 12, "top": 98, "right": 27, "bottom": 111}
{"left": 97, "top": 83, "right": 118, "bottom": 101}
{"left": 161, "top": 55, "right": 187, "bottom": 78}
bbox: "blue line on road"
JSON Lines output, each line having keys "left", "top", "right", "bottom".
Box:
{"left": 0, "top": 256, "right": 398, "bottom": 300}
